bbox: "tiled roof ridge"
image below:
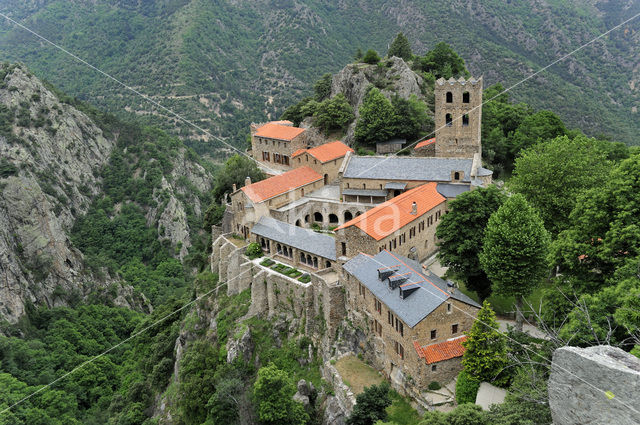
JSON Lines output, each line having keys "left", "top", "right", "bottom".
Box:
{"left": 385, "top": 250, "right": 450, "bottom": 298}
{"left": 241, "top": 166, "right": 322, "bottom": 203}
{"left": 254, "top": 122, "right": 306, "bottom": 141}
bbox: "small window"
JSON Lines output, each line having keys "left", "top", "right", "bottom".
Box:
{"left": 446, "top": 91, "right": 453, "bottom": 103}
{"left": 431, "top": 364, "right": 437, "bottom": 372}
{"left": 463, "top": 91, "right": 470, "bottom": 103}
{"left": 430, "top": 329, "right": 437, "bottom": 339}
{"left": 341, "top": 242, "right": 347, "bottom": 256}
{"left": 462, "top": 114, "right": 469, "bottom": 126}
{"left": 447, "top": 303, "right": 452, "bottom": 313}
{"left": 452, "top": 324, "right": 459, "bottom": 334}
{"left": 446, "top": 113, "right": 452, "bottom": 126}
{"left": 454, "top": 172, "right": 460, "bottom": 180}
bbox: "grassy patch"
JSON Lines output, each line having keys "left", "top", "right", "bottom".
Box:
{"left": 260, "top": 258, "right": 275, "bottom": 267}
{"left": 298, "top": 274, "right": 311, "bottom": 283}
{"left": 334, "top": 355, "right": 383, "bottom": 394}
{"left": 458, "top": 280, "right": 549, "bottom": 317}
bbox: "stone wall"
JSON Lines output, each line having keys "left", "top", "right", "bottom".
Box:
{"left": 211, "top": 233, "right": 345, "bottom": 345}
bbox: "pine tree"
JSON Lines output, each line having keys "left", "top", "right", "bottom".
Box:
{"left": 462, "top": 300, "right": 508, "bottom": 385}
{"left": 479, "top": 194, "right": 550, "bottom": 331}
{"left": 387, "top": 32, "right": 412, "bottom": 61}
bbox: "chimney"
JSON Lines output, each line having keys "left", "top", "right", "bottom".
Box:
{"left": 232, "top": 183, "right": 237, "bottom": 192}
{"left": 245, "top": 176, "right": 252, "bottom": 187}
{"left": 410, "top": 201, "right": 417, "bottom": 215}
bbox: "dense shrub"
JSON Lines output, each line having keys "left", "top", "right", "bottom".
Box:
{"left": 245, "top": 242, "right": 263, "bottom": 259}
{"left": 455, "top": 370, "right": 480, "bottom": 404}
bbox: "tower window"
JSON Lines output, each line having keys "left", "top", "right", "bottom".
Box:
{"left": 454, "top": 172, "right": 460, "bottom": 180}
{"left": 446, "top": 92, "right": 453, "bottom": 103}
{"left": 462, "top": 114, "right": 469, "bottom": 126}
{"left": 445, "top": 114, "right": 453, "bottom": 126}
{"left": 463, "top": 91, "right": 470, "bottom": 103}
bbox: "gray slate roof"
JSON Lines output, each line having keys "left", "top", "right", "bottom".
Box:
{"left": 251, "top": 216, "right": 337, "bottom": 260}
{"left": 477, "top": 167, "right": 493, "bottom": 177}
{"left": 384, "top": 182, "right": 407, "bottom": 190}
{"left": 343, "top": 250, "right": 480, "bottom": 328}
{"left": 436, "top": 183, "right": 471, "bottom": 199}
{"left": 342, "top": 188, "right": 388, "bottom": 197}
{"left": 343, "top": 156, "right": 473, "bottom": 183}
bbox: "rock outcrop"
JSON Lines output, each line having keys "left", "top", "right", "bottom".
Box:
{"left": 548, "top": 345, "right": 640, "bottom": 425}
{"left": 0, "top": 64, "right": 211, "bottom": 323}
{"left": 330, "top": 57, "right": 429, "bottom": 145}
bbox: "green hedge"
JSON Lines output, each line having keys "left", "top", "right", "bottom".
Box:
{"left": 455, "top": 370, "right": 480, "bottom": 404}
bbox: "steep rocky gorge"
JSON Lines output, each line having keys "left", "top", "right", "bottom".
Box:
{"left": 0, "top": 64, "right": 213, "bottom": 324}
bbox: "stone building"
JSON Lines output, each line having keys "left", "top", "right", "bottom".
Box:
{"left": 250, "top": 121, "right": 307, "bottom": 173}
{"left": 334, "top": 183, "right": 447, "bottom": 261}
{"left": 376, "top": 138, "right": 406, "bottom": 154}
{"left": 251, "top": 216, "right": 337, "bottom": 270}
{"left": 413, "top": 137, "right": 436, "bottom": 157}
{"left": 342, "top": 250, "right": 480, "bottom": 388}
{"left": 434, "top": 77, "right": 483, "bottom": 159}
{"left": 291, "top": 141, "right": 354, "bottom": 184}
{"left": 230, "top": 166, "right": 323, "bottom": 237}
{"left": 339, "top": 155, "right": 490, "bottom": 204}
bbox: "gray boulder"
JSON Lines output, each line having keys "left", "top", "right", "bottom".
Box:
{"left": 548, "top": 345, "right": 640, "bottom": 425}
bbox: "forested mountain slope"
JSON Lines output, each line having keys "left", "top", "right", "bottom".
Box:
{"left": 0, "top": 63, "right": 213, "bottom": 324}
{"left": 0, "top": 0, "right": 637, "bottom": 156}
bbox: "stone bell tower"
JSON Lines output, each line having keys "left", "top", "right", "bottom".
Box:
{"left": 434, "top": 76, "right": 482, "bottom": 158}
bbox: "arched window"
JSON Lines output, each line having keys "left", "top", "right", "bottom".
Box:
{"left": 329, "top": 214, "right": 339, "bottom": 224}
{"left": 301, "top": 188, "right": 304, "bottom": 196}
{"left": 454, "top": 172, "right": 460, "bottom": 180}
{"left": 301, "top": 252, "right": 306, "bottom": 263}
{"left": 304, "top": 214, "right": 310, "bottom": 223}
{"left": 314, "top": 212, "right": 323, "bottom": 222}
{"left": 344, "top": 211, "right": 353, "bottom": 222}
{"left": 295, "top": 219, "right": 302, "bottom": 227}
{"left": 462, "top": 114, "right": 469, "bottom": 126}
{"left": 313, "top": 257, "right": 318, "bottom": 268}
{"left": 462, "top": 91, "right": 470, "bottom": 103}
{"left": 446, "top": 92, "right": 453, "bottom": 103}
{"left": 446, "top": 114, "right": 453, "bottom": 126}
{"left": 325, "top": 261, "right": 331, "bottom": 268}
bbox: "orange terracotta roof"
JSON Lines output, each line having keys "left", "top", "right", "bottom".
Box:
{"left": 307, "top": 141, "right": 354, "bottom": 163}
{"left": 241, "top": 166, "right": 322, "bottom": 203}
{"left": 415, "top": 138, "right": 436, "bottom": 149}
{"left": 335, "top": 183, "right": 446, "bottom": 240}
{"left": 254, "top": 122, "right": 306, "bottom": 141}
{"left": 415, "top": 336, "right": 467, "bottom": 364}
{"left": 291, "top": 148, "right": 307, "bottom": 158}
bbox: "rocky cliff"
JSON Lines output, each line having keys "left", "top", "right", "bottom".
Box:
{"left": 0, "top": 64, "right": 212, "bottom": 324}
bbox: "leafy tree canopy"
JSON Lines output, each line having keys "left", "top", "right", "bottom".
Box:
{"left": 355, "top": 87, "right": 396, "bottom": 146}
{"left": 313, "top": 73, "right": 333, "bottom": 102}
{"left": 480, "top": 194, "right": 550, "bottom": 331}
{"left": 212, "top": 154, "right": 265, "bottom": 202}
{"left": 253, "top": 363, "right": 309, "bottom": 425}
{"left": 437, "top": 185, "right": 506, "bottom": 301}
{"left": 390, "top": 94, "right": 430, "bottom": 142}
{"left": 415, "top": 42, "right": 469, "bottom": 79}
{"left": 313, "top": 93, "right": 355, "bottom": 134}
{"left": 509, "top": 134, "right": 613, "bottom": 235}
{"left": 362, "top": 49, "right": 381, "bottom": 64}
{"left": 387, "top": 33, "right": 412, "bottom": 61}
{"left": 347, "top": 381, "right": 392, "bottom": 425}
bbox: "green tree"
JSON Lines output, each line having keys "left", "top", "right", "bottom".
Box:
{"left": 362, "top": 49, "right": 381, "bottom": 64}
{"left": 313, "top": 73, "right": 333, "bottom": 102}
{"left": 455, "top": 370, "right": 480, "bottom": 404}
{"left": 420, "top": 403, "right": 488, "bottom": 425}
{"left": 211, "top": 154, "right": 265, "bottom": 202}
{"left": 417, "top": 42, "right": 468, "bottom": 79}
{"left": 437, "top": 185, "right": 506, "bottom": 301}
{"left": 178, "top": 340, "right": 218, "bottom": 425}
{"left": 550, "top": 153, "right": 640, "bottom": 291}
{"left": 281, "top": 97, "right": 314, "bottom": 126}
{"left": 355, "top": 87, "right": 395, "bottom": 146}
{"left": 462, "top": 301, "right": 508, "bottom": 384}
{"left": 509, "top": 110, "right": 566, "bottom": 158}
{"left": 391, "top": 94, "right": 429, "bottom": 141}
{"left": 206, "top": 376, "right": 243, "bottom": 425}
{"left": 480, "top": 194, "right": 550, "bottom": 331}
{"left": 253, "top": 363, "right": 309, "bottom": 425}
{"left": 354, "top": 48, "right": 364, "bottom": 61}
{"left": 387, "top": 33, "right": 412, "bottom": 61}
{"left": 313, "top": 93, "right": 355, "bottom": 134}
{"left": 509, "top": 135, "right": 611, "bottom": 235}
{"left": 346, "top": 382, "right": 392, "bottom": 425}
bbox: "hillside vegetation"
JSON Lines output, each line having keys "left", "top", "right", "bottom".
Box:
{"left": 0, "top": 0, "right": 638, "bottom": 156}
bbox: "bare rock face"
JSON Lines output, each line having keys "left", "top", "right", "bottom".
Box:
{"left": 329, "top": 57, "right": 427, "bottom": 145}
{"left": 0, "top": 64, "right": 115, "bottom": 323}
{"left": 548, "top": 345, "right": 640, "bottom": 425}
